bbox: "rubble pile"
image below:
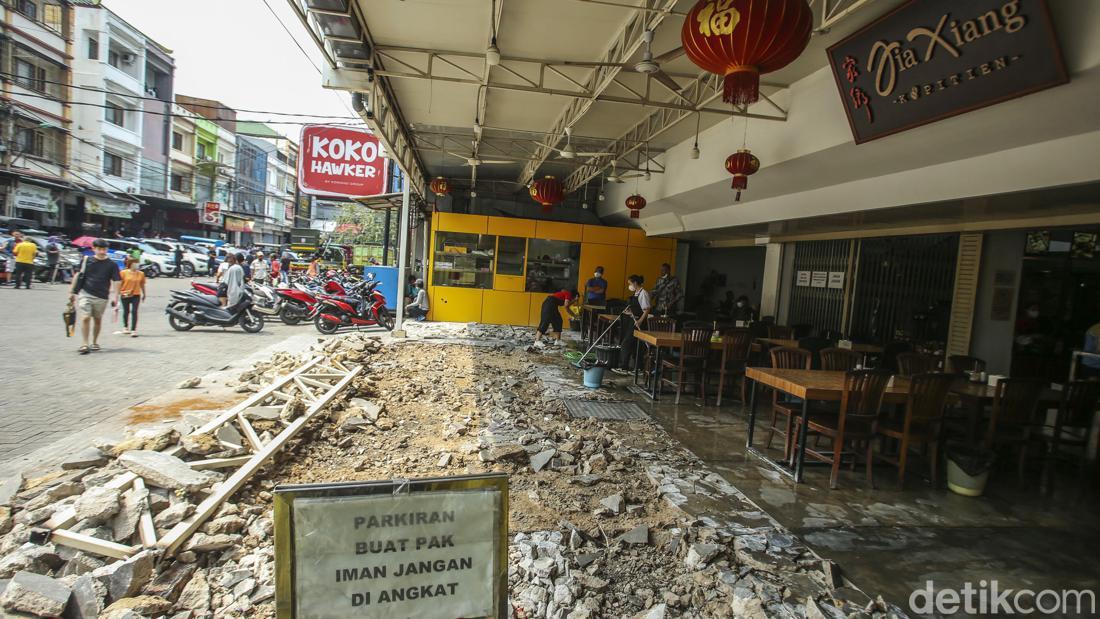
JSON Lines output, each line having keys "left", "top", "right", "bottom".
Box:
{"left": 0, "top": 328, "right": 906, "bottom": 618}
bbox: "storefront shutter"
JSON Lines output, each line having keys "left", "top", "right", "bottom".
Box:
{"left": 946, "top": 233, "right": 984, "bottom": 357}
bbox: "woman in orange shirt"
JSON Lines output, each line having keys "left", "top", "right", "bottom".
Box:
{"left": 116, "top": 257, "right": 147, "bottom": 337}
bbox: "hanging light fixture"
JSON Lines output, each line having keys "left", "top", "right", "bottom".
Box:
{"left": 690, "top": 112, "right": 701, "bottom": 159}
{"left": 486, "top": 0, "right": 501, "bottom": 66}
{"left": 725, "top": 149, "right": 759, "bottom": 201}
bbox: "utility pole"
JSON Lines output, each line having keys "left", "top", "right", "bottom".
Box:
{"left": 393, "top": 177, "right": 410, "bottom": 335}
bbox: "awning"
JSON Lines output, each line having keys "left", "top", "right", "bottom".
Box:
{"left": 225, "top": 216, "right": 255, "bottom": 232}
{"left": 137, "top": 194, "right": 196, "bottom": 210}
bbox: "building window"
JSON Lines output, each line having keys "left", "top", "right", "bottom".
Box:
{"left": 14, "top": 59, "right": 47, "bottom": 93}
{"left": 196, "top": 142, "right": 207, "bottom": 160}
{"left": 87, "top": 36, "right": 98, "bottom": 60}
{"left": 15, "top": 0, "right": 37, "bottom": 21}
{"left": 103, "top": 152, "right": 123, "bottom": 177}
{"left": 170, "top": 173, "right": 188, "bottom": 192}
{"left": 171, "top": 131, "right": 183, "bottom": 151}
{"left": 104, "top": 102, "right": 125, "bottom": 127}
{"left": 14, "top": 126, "right": 44, "bottom": 158}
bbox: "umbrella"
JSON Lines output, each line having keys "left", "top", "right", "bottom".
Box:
{"left": 71, "top": 236, "right": 97, "bottom": 248}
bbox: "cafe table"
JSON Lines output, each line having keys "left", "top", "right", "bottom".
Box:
{"left": 580, "top": 304, "right": 606, "bottom": 344}
{"left": 631, "top": 330, "right": 726, "bottom": 400}
{"left": 751, "top": 338, "right": 884, "bottom": 355}
{"left": 947, "top": 377, "right": 1061, "bottom": 442}
{"left": 744, "top": 368, "right": 913, "bottom": 483}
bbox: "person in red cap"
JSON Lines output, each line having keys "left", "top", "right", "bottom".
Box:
{"left": 533, "top": 288, "right": 579, "bottom": 346}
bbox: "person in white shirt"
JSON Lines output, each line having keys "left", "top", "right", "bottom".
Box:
{"left": 406, "top": 279, "right": 430, "bottom": 321}
{"left": 225, "top": 253, "right": 247, "bottom": 308}
{"left": 250, "top": 252, "right": 270, "bottom": 284}
{"left": 611, "top": 274, "right": 652, "bottom": 375}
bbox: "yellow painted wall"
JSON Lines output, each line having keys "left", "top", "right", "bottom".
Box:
{"left": 483, "top": 291, "right": 531, "bottom": 326}
{"left": 579, "top": 243, "right": 627, "bottom": 300}
{"left": 429, "top": 212, "right": 675, "bottom": 327}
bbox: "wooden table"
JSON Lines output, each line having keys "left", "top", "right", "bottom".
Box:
{"left": 751, "top": 338, "right": 884, "bottom": 355}
{"left": 631, "top": 330, "right": 727, "bottom": 400}
{"left": 580, "top": 304, "right": 606, "bottom": 343}
{"left": 947, "top": 379, "right": 1061, "bottom": 442}
{"left": 744, "top": 368, "right": 913, "bottom": 483}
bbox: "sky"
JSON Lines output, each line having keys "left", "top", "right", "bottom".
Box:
{"left": 101, "top": 0, "right": 364, "bottom": 140}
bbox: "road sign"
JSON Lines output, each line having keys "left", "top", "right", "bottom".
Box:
{"left": 298, "top": 125, "right": 388, "bottom": 198}
{"left": 274, "top": 474, "right": 508, "bottom": 618}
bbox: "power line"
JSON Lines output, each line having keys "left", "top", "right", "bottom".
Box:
{"left": 0, "top": 70, "right": 365, "bottom": 121}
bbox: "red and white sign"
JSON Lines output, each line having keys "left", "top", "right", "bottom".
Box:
{"left": 201, "top": 201, "right": 221, "bottom": 224}
{"left": 298, "top": 125, "right": 387, "bottom": 198}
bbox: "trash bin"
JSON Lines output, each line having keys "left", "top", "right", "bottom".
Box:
{"left": 595, "top": 345, "right": 619, "bottom": 365}
{"left": 946, "top": 446, "right": 995, "bottom": 496}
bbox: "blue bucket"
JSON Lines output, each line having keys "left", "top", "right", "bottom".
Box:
{"left": 583, "top": 365, "right": 606, "bottom": 389}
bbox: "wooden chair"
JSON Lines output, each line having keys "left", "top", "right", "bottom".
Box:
{"left": 658, "top": 326, "right": 714, "bottom": 404}
{"left": 708, "top": 328, "right": 752, "bottom": 407}
{"left": 820, "top": 347, "right": 862, "bottom": 372}
{"left": 1036, "top": 380, "right": 1100, "bottom": 477}
{"left": 798, "top": 336, "right": 832, "bottom": 369}
{"left": 764, "top": 347, "right": 813, "bottom": 461}
{"left": 880, "top": 341, "right": 912, "bottom": 372}
{"left": 948, "top": 355, "right": 987, "bottom": 375}
{"left": 870, "top": 372, "right": 955, "bottom": 488}
{"left": 791, "top": 324, "right": 814, "bottom": 339}
{"left": 983, "top": 378, "right": 1044, "bottom": 481}
{"left": 896, "top": 352, "right": 941, "bottom": 376}
{"left": 768, "top": 324, "right": 794, "bottom": 339}
{"left": 792, "top": 369, "right": 892, "bottom": 489}
{"left": 641, "top": 315, "right": 677, "bottom": 381}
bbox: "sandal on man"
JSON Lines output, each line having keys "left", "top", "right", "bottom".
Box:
{"left": 90, "top": 344, "right": 101, "bottom": 351}
{"left": 78, "top": 346, "right": 90, "bottom": 355}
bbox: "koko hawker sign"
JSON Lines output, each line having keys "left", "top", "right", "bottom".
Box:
{"left": 298, "top": 125, "right": 388, "bottom": 198}
{"left": 827, "top": 0, "right": 1067, "bottom": 144}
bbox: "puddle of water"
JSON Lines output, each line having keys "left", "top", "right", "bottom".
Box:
{"left": 759, "top": 485, "right": 797, "bottom": 508}
{"left": 126, "top": 395, "right": 237, "bottom": 425}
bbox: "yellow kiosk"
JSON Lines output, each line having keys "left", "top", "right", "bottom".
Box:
{"left": 428, "top": 212, "right": 675, "bottom": 326}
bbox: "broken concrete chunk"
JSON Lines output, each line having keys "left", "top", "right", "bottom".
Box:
{"left": 111, "top": 486, "right": 148, "bottom": 543}
{"left": 182, "top": 533, "right": 238, "bottom": 553}
{"left": 203, "top": 515, "right": 246, "bottom": 535}
{"left": 152, "top": 502, "right": 193, "bottom": 529}
{"left": 73, "top": 486, "right": 121, "bottom": 525}
{"left": 176, "top": 377, "right": 201, "bottom": 389}
{"left": 685, "top": 543, "right": 720, "bottom": 570}
{"left": 0, "top": 543, "right": 62, "bottom": 578}
{"left": 437, "top": 453, "right": 452, "bottom": 468}
{"left": 599, "top": 493, "right": 623, "bottom": 515}
{"left": 619, "top": 525, "right": 649, "bottom": 546}
{"left": 174, "top": 571, "right": 210, "bottom": 612}
{"left": 61, "top": 448, "right": 108, "bottom": 471}
{"left": 0, "top": 475, "right": 21, "bottom": 507}
{"left": 349, "top": 399, "right": 383, "bottom": 422}
{"left": 180, "top": 433, "right": 221, "bottom": 455}
{"left": 529, "top": 449, "right": 556, "bottom": 473}
{"left": 118, "top": 451, "right": 214, "bottom": 492}
{"left": 0, "top": 570, "right": 71, "bottom": 617}
{"left": 64, "top": 573, "right": 104, "bottom": 618}
{"left": 91, "top": 550, "right": 154, "bottom": 602}
{"left": 488, "top": 444, "right": 528, "bottom": 463}
{"left": 242, "top": 406, "right": 282, "bottom": 421}
{"left": 102, "top": 594, "right": 171, "bottom": 616}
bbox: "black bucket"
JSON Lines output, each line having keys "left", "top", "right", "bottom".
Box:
{"left": 595, "top": 345, "right": 619, "bottom": 365}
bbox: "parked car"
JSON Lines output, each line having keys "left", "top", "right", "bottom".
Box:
{"left": 104, "top": 239, "right": 176, "bottom": 277}
{"left": 140, "top": 238, "right": 211, "bottom": 277}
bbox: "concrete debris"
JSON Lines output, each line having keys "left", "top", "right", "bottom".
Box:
{"left": 176, "top": 377, "right": 201, "bottom": 389}
{"left": 0, "top": 570, "right": 71, "bottom": 617}
{"left": 0, "top": 329, "right": 905, "bottom": 619}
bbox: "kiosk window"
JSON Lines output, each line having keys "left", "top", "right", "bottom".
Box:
{"left": 433, "top": 232, "right": 496, "bottom": 289}
{"left": 526, "top": 239, "right": 580, "bottom": 293}
{"left": 496, "top": 236, "right": 526, "bottom": 276}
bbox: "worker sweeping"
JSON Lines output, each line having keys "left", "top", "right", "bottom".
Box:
{"left": 531, "top": 288, "right": 580, "bottom": 348}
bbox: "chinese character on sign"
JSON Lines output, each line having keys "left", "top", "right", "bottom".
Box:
{"left": 697, "top": 0, "right": 739, "bottom": 37}
{"left": 850, "top": 87, "right": 873, "bottom": 123}
{"left": 842, "top": 56, "right": 859, "bottom": 83}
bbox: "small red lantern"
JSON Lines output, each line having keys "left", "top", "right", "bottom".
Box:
{"left": 682, "top": 0, "right": 812, "bottom": 106}
{"left": 429, "top": 176, "right": 450, "bottom": 197}
{"left": 529, "top": 176, "right": 565, "bottom": 213}
{"left": 725, "top": 149, "right": 759, "bottom": 201}
{"left": 625, "top": 194, "right": 647, "bottom": 219}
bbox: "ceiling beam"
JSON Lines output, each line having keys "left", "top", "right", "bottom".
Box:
{"left": 516, "top": 0, "right": 682, "bottom": 188}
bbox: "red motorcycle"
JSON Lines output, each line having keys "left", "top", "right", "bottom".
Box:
{"left": 314, "top": 279, "right": 394, "bottom": 333}
{"left": 274, "top": 280, "right": 347, "bottom": 325}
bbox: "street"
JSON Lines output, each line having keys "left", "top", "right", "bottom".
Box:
{"left": 0, "top": 276, "right": 320, "bottom": 466}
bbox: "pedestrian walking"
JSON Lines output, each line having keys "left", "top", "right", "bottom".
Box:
{"left": 207, "top": 249, "right": 218, "bottom": 275}
{"left": 46, "top": 237, "right": 61, "bottom": 284}
{"left": 11, "top": 231, "right": 37, "bottom": 290}
{"left": 225, "top": 253, "right": 247, "bottom": 308}
{"left": 270, "top": 254, "right": 281, "bottom": 284}
{"left": 70, "top": 238, "right": 120, "bottom": 354}
{"left": 279, "top": 251, "right": 292, "bottom": 284}
{"left": 115, "top": 257, "right": 146, "bottom": 337}
{"left": 173, "top": 244, "right": 184, "bottom": 277}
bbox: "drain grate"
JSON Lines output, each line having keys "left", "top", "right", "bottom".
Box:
{"left": 563, "top": 400, "right": 648, "bottom": 421}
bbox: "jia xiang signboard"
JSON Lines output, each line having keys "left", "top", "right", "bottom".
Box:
{"left": 298, "top": 125, "right": 388, "bottom": 198}
{"left": 274, "top": 474, "right": 508, "bottom": 619}
{"left": 827, "top": 0, "right": 1067, "bottom": 144}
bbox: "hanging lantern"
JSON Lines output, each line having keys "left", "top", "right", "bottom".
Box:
{"left": 725, "top": 149, "right": 759, "bottom": 201}
{"left": 429, "top": 176, "right": 451, "bottom": 197}
{"left": 529, "top": 176, "right": 565, "bottom": 214}
{"left": 625, "top": 194, "right": 647, "bottom": 219}
{"left": 681, "top": 0, "right": 812, "bottom": 106}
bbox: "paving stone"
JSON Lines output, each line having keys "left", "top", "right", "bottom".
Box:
{"left": 0, "top": 571, "right": 71, "bottom": 617}
{"left": 117, "top": 451, "right": 213, "bottom": 492}
{"left": 61, "top": 449, "right": 107, "bottom": 471}
{"left": 0, "top": 476, "right": 22, "bottom": 507}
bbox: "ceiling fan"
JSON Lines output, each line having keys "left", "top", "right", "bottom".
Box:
{"left": 565, "top": 29, "right": 685, "bottom": 93}
{"left": 445, "top": 149, "right": 515, "bottom": 167}
{"left": 541, "top": 127, "right": 613, "bottom": 160}
{"left": 605, "top": 160, "right": 644, "bottom": 184}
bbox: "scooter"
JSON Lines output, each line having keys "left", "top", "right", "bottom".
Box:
{"left": 275, "top": 286, "right": 320, "bottom": 325}
{"left": 191, "top": 280, "right": 282, "bottom": 317}
{"left": 313, "top": 279, "right": 394, "bottom": 334}
{"left": 165, "top": 288, "right": 264, "bottom": 333}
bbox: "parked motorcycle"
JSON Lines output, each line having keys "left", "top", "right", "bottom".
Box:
{"left": 313, "top": 279, "right": 394, "bottom": 334}
{"left": 165, "top": 289, "right": 264, "bottom": 333}
{"left": 190, "top": 280, "right": 282, "bottom": 317}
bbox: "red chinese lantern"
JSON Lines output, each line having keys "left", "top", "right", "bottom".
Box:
{"left": 529, "top": 176, "right": 565, "bottom": 213}
{"left": 725, "top": 149, "right": 759, "bottom": 201}
{"left": 625, "top": 194, "right": 647, "bottom": 219}
{"left": 681, "top": 0, "right": 812, "bottom": 106}
{"left": 429, "top": 176, "right": 450, "bottom": 197}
